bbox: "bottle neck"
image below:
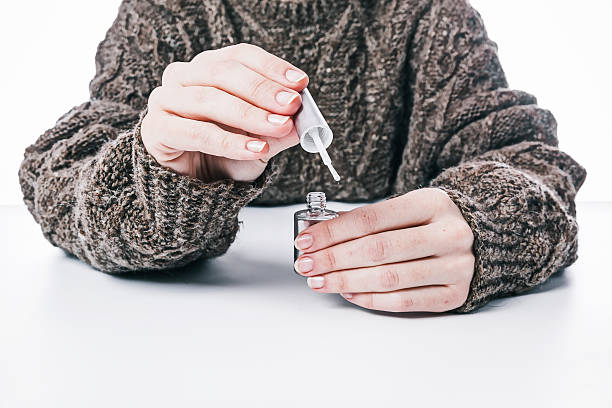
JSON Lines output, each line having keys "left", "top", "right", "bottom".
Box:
{"left": 306, "top": 192, "right": 326, "bottom": 214}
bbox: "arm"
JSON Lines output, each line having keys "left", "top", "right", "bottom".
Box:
{"left": 395, "top": 0, "right": 586, "bottom": 311}
{"left": 18, "top": 1, "right": 276, "bottom": 272}
{"left": 291, "top": 0, "right": 585, "bottom": 314}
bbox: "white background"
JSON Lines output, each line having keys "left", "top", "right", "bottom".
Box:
{"left": 1, "top": 202, "right": 611, "bottom": 407}
{"left": 1, "top": 0, "right": 610, "bottom": 205}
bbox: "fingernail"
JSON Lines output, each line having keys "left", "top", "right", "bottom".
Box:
{"left": 268, "top": 114, "right": 290, "bottom": 125}
{"left": 294, "top": 257, "right": 313, "bottom": 274}
{"left": 246, "top": 140, "right": 267, "bottom": 153}
{"left": 286, "top": 69, "right": 307, "bottom": 82}
{"left": 307, "top": 277, "right": 325, "bottom": 289}
{"left": 294, "top": 234, "right": 313, "bottom": 250}
{"left": 342, "top": 293, "right": 353, "bottom": 299}
{"left": 276, "top": 91, "right": 299, "bottom": 106}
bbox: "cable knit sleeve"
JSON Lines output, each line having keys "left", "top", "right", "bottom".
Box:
{"left": 18, "top": 0, "right": 273, "bottom": 272}
{"left": 393, "top": 0, "right": 587, "bottom": 312}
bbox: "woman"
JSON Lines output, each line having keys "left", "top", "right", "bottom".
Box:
{"left": 19, "top": 0, "right": 586, "bottom": 313}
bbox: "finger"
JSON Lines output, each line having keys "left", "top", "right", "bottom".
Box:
{"left": 154, "top": 113, "right": 269, "bottom": 160}
{"left": 340, "top": 285, "right": 466, "bottom": 313}
{"left": 260, "top": 127, "right": 300, "bottom": 159}
{"left": 211, "top": 43, "right": 309, "bottom": 90}
{"left": 162, "top": 59, "right": 302, "bottom": 115}
{"left": 304, "top": 255, "right": 474, "bottom": 293}
{"left": 296, "top": 191, "right": 439, "bottom": 253}
{"left": 209, "top": 123, "right": 299, "bottom": 163}
{"left": 150, "top": 86, "right": 294, "bottom": 139}
{"left": 294, "top": 224, "right": 446, "bottom": 275}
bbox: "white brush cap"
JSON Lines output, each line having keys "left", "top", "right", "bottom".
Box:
{"left": 294, "top": 88, "right": 334, "bottom": 153}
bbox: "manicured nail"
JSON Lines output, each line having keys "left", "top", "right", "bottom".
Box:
{"left": 342, "top": 293, "right": 353, "bottom": 299}
{"left": 307, "top": 277, "right": 325, "bottom": 289}
{"left": 268, "top": 114, "right": 290, "bottom": 125}
{"left": 294, "top": 257, "right": 313, "bottom": 274}
{"left": 294, "top": 234, "right": 313, "bottom": 250}
{"left": 286, "top": 69, "right": 307, "bottom": 82}
{"left": 276, "top": 91, "right": 299, "bottom": 106}
{"left": 246, "top": 140, "right": 267, "bottom": 153}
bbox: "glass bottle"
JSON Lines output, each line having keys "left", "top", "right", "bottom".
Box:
{"left": 294, "top": 192, "right": 338, "bottom": 272}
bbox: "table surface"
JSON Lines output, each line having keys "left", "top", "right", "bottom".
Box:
{"left": 1, "top": 202, "right": 610, "bottom": 407}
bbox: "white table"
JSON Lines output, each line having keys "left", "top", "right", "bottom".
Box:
{"left": 1, "top": 202, "right": 610, "bottom": 407}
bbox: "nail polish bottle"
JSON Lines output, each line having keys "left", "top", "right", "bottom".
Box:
{"left": 294, "top": 192, "right": 338, "bottom": 268}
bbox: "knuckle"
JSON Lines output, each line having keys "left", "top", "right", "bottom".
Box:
{"left": 147, "top": 86, "right": 163, "bottom": 107}
{"left": 323, "top": 249, "right": 337, "bottom": 271}
{"left": 238, "top": 103, "right": 257, "bottom": 123}
{"left": 428, "top": 187, "right": 450, "bottom": 205}
{"left": 367, "top": 236, "right": 389, "bottom": 263}
{"left": 379, "top": 268, "right": 400, "bottom": 290}
{"left": 262, "top": 58, "right": 286, "bottom": 76}
{"left": 321, "top": 221, "right": 336, "bottom": 245}
{"left": 357, "top": 208, "right": 379, "bottom": 234}
{"left": 445, "top": 291, "right": 460, "bottom": 308}
{"left": 219, "top": 132, "right": 234, "bottom": 152}
{"left": 455, "top": 286, "right": 470, "bottom": 308}
{"left": 443, "top": 288, "right": 467, "bottom": 310}
{"left": 140, "top": 114, "right": 154, "bottom": 141}
{"left": 331, "top": 273, "right": 346, "bottom": 292}
{"left": 248, "top": 77, "right": 271, "bottom": 100}
{"left": 362, "top": 294, "right": 374, "bottom": 310}
{"left": 400, "top": 294, "right": 415, "bottom": 311}
{"left": 186, "top": 124, "right": 205, "bottom": 145}
{"left": 162, "top": 62, "right": 182, "bottom": 85}
{"left": 456, "top": 255, "right": 475, "bottom": 282}
{"left": 409, "top": 228, "right": 427, "bottom": 248}
{"left": 191, "top": 49, "right": 214, "bottom": 63}
{"left": 452, "top": 221, "right": 474, "bottom": 249}
{"left": 427, "top": 295, "right": 445, "bottom": 312}
{"left": 462, "top": 223, "right": 475, "bottom": 247}
{"left": 207, "top": 60, "right": 234, "bottom": 80}
{"left": 422, "top": 188, "right": 450, "bottom": 214}
{"left": 237, "top": 42, "right": 257, "bottom": 51}
{"left": 193, "top": 86, "right": 213, "bottom": 104}
{"left": 228, "top": 43, "right": 258, "bottom": 57}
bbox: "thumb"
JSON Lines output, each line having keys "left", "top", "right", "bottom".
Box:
{"left": 259, "top": 127, "right": 300, "bottom": 162}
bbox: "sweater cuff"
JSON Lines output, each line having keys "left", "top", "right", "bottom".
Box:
{"left": 434, "top": 187, "right": 497, "bottom": 312}
{"left": 130, "top": 110, "right": 277, "bottom": 249}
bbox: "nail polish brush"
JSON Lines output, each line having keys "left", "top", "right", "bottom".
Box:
{"left": 293, "top": 88, "right": 341, "bottom": 181}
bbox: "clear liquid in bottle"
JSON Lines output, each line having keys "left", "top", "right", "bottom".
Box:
{"left": 294, "top": 192, "right": 338, "bottom": 273}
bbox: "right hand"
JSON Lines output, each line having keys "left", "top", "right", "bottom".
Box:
{"left": 141, "top": 43, "right": 308, "bottom": 182}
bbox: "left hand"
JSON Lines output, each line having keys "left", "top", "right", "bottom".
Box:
{"left": 294, "top": 188, "right": 475, "bottom": 312}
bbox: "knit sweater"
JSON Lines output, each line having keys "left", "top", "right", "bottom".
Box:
{"left": 18, "top": 0, "right": 586, "bottom": 312}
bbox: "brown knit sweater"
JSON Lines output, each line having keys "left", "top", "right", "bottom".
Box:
{"left": 18, "top": 0, "right": 586, "bottom": 312}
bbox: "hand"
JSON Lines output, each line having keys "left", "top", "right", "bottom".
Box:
{"left": 141, "top": 43, "right": 308, "bottom": 182}
{"left": 294, "top": 188, "right": 475, "bottom": 313}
